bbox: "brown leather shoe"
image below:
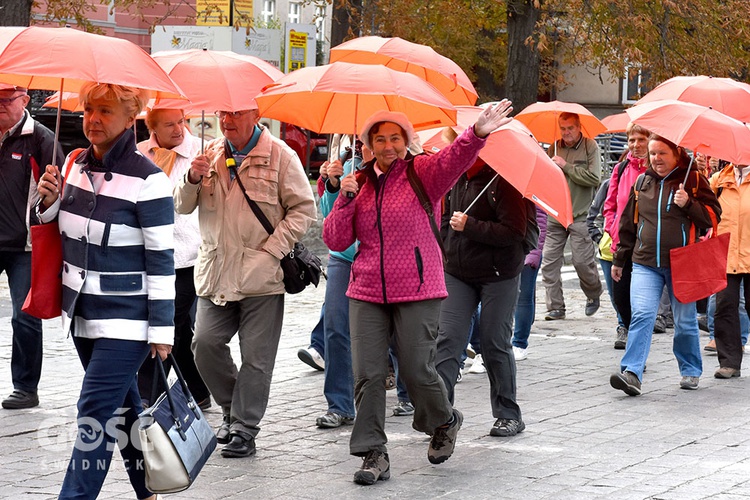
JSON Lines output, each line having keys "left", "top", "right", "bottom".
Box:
{"left": 714, "top": 367, "right": 741, "bottom": 379}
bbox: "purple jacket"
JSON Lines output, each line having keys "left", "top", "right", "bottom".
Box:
{"left": 323, "top": 127, "right": 486, "bottom": 304}
{"left": 524, "top": 206, "right": 548, "bottom": 268}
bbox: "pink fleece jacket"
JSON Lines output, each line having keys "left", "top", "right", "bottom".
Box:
{"left": 603, "top": 153, "right": 647, "bottom": 252}
{"left": 323, "top": 127, "right": 486, "bottom": 304}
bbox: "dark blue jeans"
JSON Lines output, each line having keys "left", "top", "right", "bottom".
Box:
{"left": 0, "top": 250, "right": 43, "bottom": 392}
{"left": 309, "top": 304, "right": 325, "bottom": 358}
{"left": 513, "top": 264, "right": 540, "bottom": 349}
{"left": 59, "top": 337, "right": 152, "bottom": 500}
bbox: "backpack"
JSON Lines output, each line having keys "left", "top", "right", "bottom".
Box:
{"left": 485, "top": 174, "right": 539, "bottom": 255}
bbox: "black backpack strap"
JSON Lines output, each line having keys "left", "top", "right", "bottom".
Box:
{"left": 406, "top": 159, "right": 446, "bottom": 260}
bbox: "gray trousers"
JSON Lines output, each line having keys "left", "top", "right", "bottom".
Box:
{"left": 541, "top": 220, "right": 602, "bottom": 311}
{"left": 192, "top": 295, "right": 284, "bottom": 440}
{"left": 436, "top": 273, "right": 522, "bottom": 420}
{"left": 349, "top": 298, "right": 453, "bottom": 456}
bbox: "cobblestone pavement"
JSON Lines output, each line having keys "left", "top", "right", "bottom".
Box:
{"left": 1, "top": 264, "right": 750, "bottom": 500}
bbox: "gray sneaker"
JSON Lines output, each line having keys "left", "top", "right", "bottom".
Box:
{"left": 610, "top": 370, "right": 642, "bottom": 396}
{"left": 680, "top": 376, "right": 700, "bottom": 390}
{"left": 614, "top": 326, "right": 628, "bottom": 350}
{"left": 353, "top": 450, "right": 390, "bottom": 485}
{"left": 490, "top": 418, "right": 526, "bottom": 437}
{"left": 428, "top": 409, "right": 463, "bottom": 464}
{"left": 392, "top": 401, "right": 415, "bottom": 416}
{"left": 316, "top": 411, "right": 354, "bottom": 428}
{"left": 653, "top": 314, "right": 667, "bottom": 334}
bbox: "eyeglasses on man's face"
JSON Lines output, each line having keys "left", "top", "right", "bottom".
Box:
{"left": 214, "top": 110, "right": 254, "bottom": 119}
{"left": 0, "top": 95, "right": 26, "bottom": 107}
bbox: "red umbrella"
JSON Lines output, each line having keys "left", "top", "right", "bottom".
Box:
{"left": 329, "top": 36, "right": 478, "bottom": 106}
{"left": 601, "top": 112, "right": 630, "bottom": 133}
{"left": 255, "top": 61, "right": 456, "bottom": 134}
{"left": 636, "top": 75, "right": 750, "bottom": 122}
{"left": 626, "top": 99, "right": 750, "bottom": 166}
{"left": 515, "top": 101, "right": 607, "bottom": 144}
{"left": 0, "top": 26, "right": 185, "bottom": 164}
{"left": 417, "top": 106, "right": 573, "bottom": 227}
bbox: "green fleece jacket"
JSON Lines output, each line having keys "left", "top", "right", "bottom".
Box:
{"left": 547, "top": 135, "right": 602, "bottom": 224}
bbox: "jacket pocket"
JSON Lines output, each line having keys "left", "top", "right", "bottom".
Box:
{"left": 100, "top": 273, "right": 143, "bottom": 292}
{"left": 194, "top": 244, "right": 218, "bottom": 296}
{"left": 237, "top": 247, "right": 283, "bottom": 294}
{"left": 414, "top": 246, "right": 424, "bottom": 292}
{"left": 241, "top": 160, "right": 279, "bottom": 207}
{"left": 101, "top": 214, "right": 113, "bottom": 252}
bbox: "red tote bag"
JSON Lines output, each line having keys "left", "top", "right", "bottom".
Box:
{"left": 21, "top": 149, "right": 84, "bottom": 319}
{"left": 670, "top": 208, "right": 729, "bottom": 304}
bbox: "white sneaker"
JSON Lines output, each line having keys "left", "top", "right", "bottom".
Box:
{"left": 297, "top": 347, "right": 325, "bottom": 371}
{"left": 513, "top": 346, "right": 528, "bottom": 361}
{"left": 467, "top": 354, "right": 486, "bottom": 374}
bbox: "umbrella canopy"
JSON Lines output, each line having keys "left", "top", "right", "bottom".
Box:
{"left": 417, "top": 106, "right": 573, "bottom": 227}
{"left": 601, "top": 112, "right": 630, "bottom": 133}
{"left": 515, "top": 101, "right": 607, "bottom": 144}
{"left": 150, "top": 49, "right": 284, "bottom": 112}
{"left": 0, "top": 26, "right": 183, "bottom": 97}
{"left": 329, "top": 36, "right": 478, "bottom": 106}
{"left": 636, "top": 75, "right": 750, "bottom": 122}
{"left": 43, "top": 92, "right": 201, "bottom": 119}
{"left": 255, "top": 61, "right": 457, "bottom": 134}
{"left": 625, "top": 99, "right": 750, "bottom": 165}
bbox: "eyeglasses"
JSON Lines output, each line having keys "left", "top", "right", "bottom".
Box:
{"left": 214, "top": 110, "right": 254, "bottom": 119}
{"left": 0, "top": 95, "right": 25, "bottom": 106}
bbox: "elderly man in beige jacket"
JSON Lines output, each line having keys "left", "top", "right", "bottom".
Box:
{"left": 174, "top": 107, "right": 316, "bottom": 458}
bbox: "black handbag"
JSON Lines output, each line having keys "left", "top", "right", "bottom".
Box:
{"left": 138, "top": 354, "right": 217, "bottom": 493}
{"left": 229, "top": 161, "right": 323, "bottom": 294}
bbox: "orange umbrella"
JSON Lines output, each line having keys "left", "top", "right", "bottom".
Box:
{"left": 255, "top": 61, "right": 456, "bottom": 134}
{"left": 43, "top": 92, "right": 200, "bottom": 118}
{"left": 636, "top": 75, "right": 750, "bottom": 122}
{"left": 329, "top": 36, "right": 478, "bottom": 106}
{"left": 626, "top": 99, "right": 750, "bottom": 166}
{"left": 150, "top": 49, "right": 284, "bottom": 112}
{"left": 515, "top": 101, "right": 607, "bottom": 144}
{"left": 0, "top": 26, "right": 185, "bottom": 165}
{"left": 601, "top": 112, "right": 630, "bottom": 133}
{"left": 417, "top": 106, "right": 573, "bottom": 227}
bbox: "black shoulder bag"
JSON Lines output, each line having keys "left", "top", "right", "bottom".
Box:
{"left": 227, "top": 150, "right": 323, "bottom": 294}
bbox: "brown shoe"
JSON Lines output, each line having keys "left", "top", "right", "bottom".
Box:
{"left": 714, "top": 367, "right": 741, "bottom": 379}
{"left": 704, "top": 339, "right": 717, "bottom": 354}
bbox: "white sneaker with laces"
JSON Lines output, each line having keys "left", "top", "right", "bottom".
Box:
{"left": 513, "top": 346, "right": 528, "bottom": 361}
{"left": 467, "top": 354, "right": 486, "bottom": 374}
{"left": 298, "top": 347, "right": 325, "bottom": 371}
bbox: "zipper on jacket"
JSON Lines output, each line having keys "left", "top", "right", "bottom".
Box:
{"left": 681, "top": 223, "right": 687, "bottom": 247}
{"left": 656, "top": 180, "right": 665, "bottom": 267}
{"left": 666, "top": 189, "right": 673, "bottom": 212}
{"left": 637, "top": 221, "right": 644, "bottom": 250}
{"left": 375, "top": 173, "right": 388, "bottom": 304}
{"left": 414, "top": 246, "right": 424, "bottom": 292}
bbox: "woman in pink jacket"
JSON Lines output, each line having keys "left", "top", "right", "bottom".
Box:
{"left": 323, "top": 102, "right": 513, "bottom": 485}
{"left": 602, "top": 122, "right": 650, "bottom": 349}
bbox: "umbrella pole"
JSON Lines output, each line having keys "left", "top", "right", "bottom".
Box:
{"left": 463, "top": 173, "right": 499, "bottom": 214}
{"left": 52, "top": 79, "right": 64, "bottom": 167}
{"left": 201, "top": 110, "right": 205, "bottom": 155}
{"left": 683, "top": 152, "right": 696, "bottom": 186}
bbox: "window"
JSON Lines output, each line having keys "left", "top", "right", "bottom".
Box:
{"left": 262, "top": 0, "right": 275, "bottom": 24}
{"left": 315, "top": 5, "right": 326, "bottom": 42}
{"left": 622, "top": 67, "right": 652, "bottom": 104}
{"left": 288, "top": 2, "right": 301, "bottom": 24}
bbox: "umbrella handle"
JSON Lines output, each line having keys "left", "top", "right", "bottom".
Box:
{"left": 52, "top": 78, "right": 64, "bottom": 167}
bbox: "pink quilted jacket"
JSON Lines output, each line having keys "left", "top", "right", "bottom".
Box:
{"left": 323, "top": 127, "right": 486, "bottom": 304}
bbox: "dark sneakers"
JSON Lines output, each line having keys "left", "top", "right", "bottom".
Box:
{"left": 545, "top": 309, "right": 566, "bottom": 320}
{"left": 490, "top": 418, "right": 526, "bottom": 437}
{"left": 2, "top": 390, "right": 39, "bottom": 409}
{"left": 610, "top": 371, "right": 642, "bottom": 396}
{"left": 353, "top": 450, "right": 390, "bottom": 485}
{"left": 221, "top": 434, "right": 256, "bottom": 458}
{"left": 216, "top": 413, "right": 231, "bottom": 444}
{"left": 653, "top": 314, "right": 667, "bottom": 334}
{"left": 585, "top": 298, "right": 600, "bottom": 316}
{"left": 614, "top": 326, "right": 628, "bottom": 350}
{"left": 428, "top": 409, "right": 463, "bottom": 464}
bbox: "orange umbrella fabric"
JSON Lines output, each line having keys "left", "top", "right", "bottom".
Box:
{"left": 626, "top": 99, "right": 750, "bottom": 165}
{"left": 515, "top": 101, "right": 607, "bottom": 144}
{"left": 601, "top": 112, "right": 630, "bottom": 133}
{"left": 417, "top": 106, "right": 573, "bottom": 227}
{"left": 329, "top": 36, "right": 478, "bottom": 106}
{"left": 150, "top": 49, "right": 284, "bottom": 112}
{"left": 255, "top": 61, "right": 457, "bottom": 134}
{"left": 636, "top": 75, "right": 750, "bottom": 122}
{"left": 0, "top": 26, "right": 183, "bottom": 97}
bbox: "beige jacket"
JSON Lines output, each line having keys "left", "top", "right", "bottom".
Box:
{"left": 174, "top": 127, "right": 316, "bottom": 304}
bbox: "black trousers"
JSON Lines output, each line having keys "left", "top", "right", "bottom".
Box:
{"left": 714, "top": 274, "right": 750, "bottom": 370}
{"left": 138, "top": 266, "right": 210, "bottom": 404}
{"left": 612, "top": 256, "right": 633, "bottom": 330}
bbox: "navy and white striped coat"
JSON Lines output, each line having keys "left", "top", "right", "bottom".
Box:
{"left": 42, "top": 129, "right": 176, "bottom": 344}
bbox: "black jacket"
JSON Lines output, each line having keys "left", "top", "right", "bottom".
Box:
{"left": 0, "top": 111, "right": 63, "bottom": 251}
{"left": 441, "top": 165, "right": 527, "bottom": 282}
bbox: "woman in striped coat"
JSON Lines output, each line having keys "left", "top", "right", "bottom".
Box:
{"left": 37, "top": 82, "right": 175, "bottom": 500}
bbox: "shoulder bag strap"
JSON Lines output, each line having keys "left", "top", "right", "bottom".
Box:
{"left": 406, "top": 159, "right": 446, "bottom": 260}
{"left": 224, "top": 140, "right": 275, "bottom": 236}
